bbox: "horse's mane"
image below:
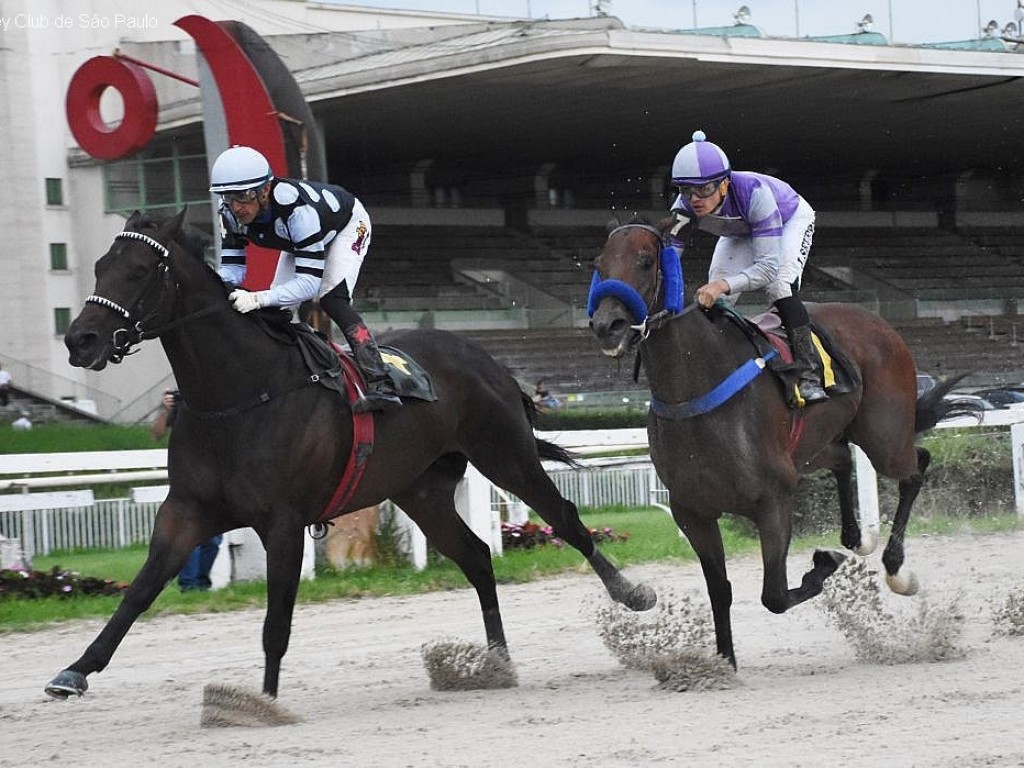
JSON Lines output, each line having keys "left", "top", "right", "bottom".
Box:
{"left": 129, "top": 210, "right": 229, "bottom": 297}
{"left": 131, "top": 211, "right": 213, "bottom": 260}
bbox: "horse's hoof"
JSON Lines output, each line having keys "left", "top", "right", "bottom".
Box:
{"left": 853, "top": 529, "right": 879, "bottom": 557}
{"left": 886, "top": 566, "right": 919, "bottom": 596}
{"left": 623, "top": 583, "right": 657, "bottom": 612}
{"left": 813, "top": 549, "right": 846, "bottom": 573}
{"left": 44, "top": 670, "right": 88, "bottom": 700}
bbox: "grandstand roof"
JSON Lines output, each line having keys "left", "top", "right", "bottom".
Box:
{"left": 275, "top": 16, "right": 1024, "bottom": 181}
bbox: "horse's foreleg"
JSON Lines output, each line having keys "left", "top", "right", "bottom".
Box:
{"left": 882, "top": 447, "right": 929, "bottom": 596}
{"left": 45, "top": 505, "right": 201, "bottom": 699}
{"left": 757, "top": 498, "right": 845, "bottom": 617}
{"left": 675, "top": 509, "right": 735, "bottom": 667}
{"left": 261, "top": 527, "right": 307, "bottom": 698}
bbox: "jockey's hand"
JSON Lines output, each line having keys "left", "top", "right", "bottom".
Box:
{"left": 695, "top": 279, "right": 730, "bottom": 309}
{"left": 228, "top": 289, "right": 270, "bottom": 314}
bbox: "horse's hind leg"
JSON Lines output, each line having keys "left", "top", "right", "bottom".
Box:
{"left": 821, "top": 441, "right": 877, "bottom": 556}
{"left": 473, "top": 449, "right": 655, "bottom": 612}
{"left": 392, "top": 455, "right": 509, "bottom": 656}
{"left": 881, "top": 447, "right": 929, "bottom": 596}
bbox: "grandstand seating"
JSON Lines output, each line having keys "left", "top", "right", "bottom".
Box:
{"left": 358, "top": 218, "right": 1024, "bottom": 395}
{"left": 457, "top": 326, "right": 644, "bottom": 395}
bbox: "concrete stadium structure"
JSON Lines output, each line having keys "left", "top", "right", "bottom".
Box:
{"left": 2, "top": 0, "right": 1023, "bottom": 421}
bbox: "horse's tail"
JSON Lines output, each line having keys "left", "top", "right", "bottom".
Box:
{"left": 915, "top": 372, "right": 984, "bottom": 432}
{"left": 518, "top": 389, "right": 582, "bottom": 468}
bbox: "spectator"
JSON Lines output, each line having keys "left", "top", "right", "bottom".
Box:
{"left": 150, "top": 389, "right": 179, "bottom": 440}
{"left": 11, "top": 410, "right": 31, "bottom": 430}
{"left": 0, "top": 363, "right": 11, "bottom": 407}
{"left": 177, "top": 538, "right": 222, "bottom": 592}
{"left": 151, "top": 389, "right": 222, "bottom": 591}
{"left": 533, "top": 379, "right": 562, "bottom": 413}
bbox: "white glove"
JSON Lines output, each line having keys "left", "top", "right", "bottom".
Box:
{"left": 229, "top": 289, "right": 270, "bottom": 314}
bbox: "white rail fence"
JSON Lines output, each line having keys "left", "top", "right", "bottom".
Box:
{"left": 3, "top": 415, "right": 1024, "bottom": 570}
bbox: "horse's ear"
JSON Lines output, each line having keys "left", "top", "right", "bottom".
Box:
{"left": 656, "top": 215, "right": 675, "bottom": 235}
{"left": 158, "top": 207, "right": 188, "bottom": 240}
{"left": 125, "top": 210, "right": 143, "bottom": 229}
{"left": 605, "top": 217, "right": 620, "bottom": 233}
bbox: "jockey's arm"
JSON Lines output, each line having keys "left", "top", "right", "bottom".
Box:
{"left": 264, "top": 266, "right": 320, "bottom": 308}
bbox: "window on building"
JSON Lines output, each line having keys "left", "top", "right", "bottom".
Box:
{"left": 54, "top": 307, "right": 71, "bottom": 336}
{"left": 45, "top": 178, "right": 64, "bottom": 206}
{"left": 104, "top": 140, "right": 212, "bottom": 229}
{"left": 49, "top": 243, "right": 68, "bottom": 271}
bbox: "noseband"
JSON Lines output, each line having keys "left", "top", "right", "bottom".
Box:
{"left": 85, "top": 230, "right": 172, "bottom": 363}
{"left": 586, "top": 223, "right": 685, "bottom": 327}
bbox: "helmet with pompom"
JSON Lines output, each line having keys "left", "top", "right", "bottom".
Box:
{"left": 671, "top": 130, "right": 731, "bottom": 186}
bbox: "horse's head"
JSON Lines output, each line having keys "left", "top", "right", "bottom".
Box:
{"left": 587, "top": 218, "right": 683, "bottom": 358}
{"left": 65, "top": 208, "right": 189, "bottom": 370}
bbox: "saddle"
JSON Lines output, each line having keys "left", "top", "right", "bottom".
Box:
{"left": 712, "top": 303, "right": 862, "bottom": 409}
{"left": 255, "top": 310, "right": 437, "bottom": 403}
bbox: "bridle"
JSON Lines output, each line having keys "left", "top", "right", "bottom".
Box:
{"left": 84, "top": 229, "right": 224, "bottom": 363}
{"left": 587, "top": 223, "right": 687, "bottom": 337}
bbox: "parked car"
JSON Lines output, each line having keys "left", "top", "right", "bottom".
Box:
{"left": 916, "top": 373, "right": 937, "bottom": 396}
{"left": 972, "top": 387, "right": 1024, "bottom": 409}
{"left": 943, "top": 392, "right": 996, "bottom": 412}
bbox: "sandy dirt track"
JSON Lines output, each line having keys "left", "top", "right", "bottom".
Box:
{"left": 2, "top": 530, "right": 1023, "bottom": 768}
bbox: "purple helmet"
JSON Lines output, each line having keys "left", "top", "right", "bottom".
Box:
{"left": 671, "top": 130, "right": 731, "bottom": 186}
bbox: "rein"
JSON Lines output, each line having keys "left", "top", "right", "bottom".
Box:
{"left": 85, "top": 231, "right": 228, "bottom": 362}
{"left": 587, "top": 224, "right": 776, "bottom": 421}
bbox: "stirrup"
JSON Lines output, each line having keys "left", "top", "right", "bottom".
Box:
{"left": 353, "top": 391, "right": 402, "bottom": 413}
{"left": 798, "top": 381, "right": 829, "bottom": 404}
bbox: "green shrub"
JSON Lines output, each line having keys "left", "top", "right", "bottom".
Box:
{"left": 791, "top": 429, "right": 1013, "bottom": 535}
{"left": 535, "top": 408, "right": 647, "bottom": 431}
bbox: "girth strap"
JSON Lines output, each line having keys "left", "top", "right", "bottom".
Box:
{"left": 315, "top": 351, "right": 375, "bottom": 524}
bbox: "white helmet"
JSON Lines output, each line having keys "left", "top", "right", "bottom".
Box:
{"left": 209, "top": 146, "right": 273, "bottom": 193}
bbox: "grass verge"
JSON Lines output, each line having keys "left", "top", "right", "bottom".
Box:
{"left": 1, "top": 507, "right": 1019, "bottom": 634}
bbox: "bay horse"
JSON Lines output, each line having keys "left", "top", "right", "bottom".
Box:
{"left": 48, "top": 209, "right": 654, "bottom": 700}
{"left": 588, "top": 220, "right": 973, "bottom": 668}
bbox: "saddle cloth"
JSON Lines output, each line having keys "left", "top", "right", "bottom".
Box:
{"left": 725, "top": 307, "right": 862, "bottom": 409}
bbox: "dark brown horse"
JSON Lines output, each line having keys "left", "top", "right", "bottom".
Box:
{"left": 588, "top": 220, "right": 973, "bottom": 668}
{"left": 47, "top": 209, "right": 655, "bottom": 700}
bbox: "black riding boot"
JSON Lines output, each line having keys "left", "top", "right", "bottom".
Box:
{"left": 319, "top": 281, "right": 401, "bottom": 413}
{"left": 787, "top": 324, "right": 828, "bottom": 404}
{"left": 343, "top": 323, "right": 403, "bottom": 413}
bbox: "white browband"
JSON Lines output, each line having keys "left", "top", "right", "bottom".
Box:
{"left": 115, "top": 230, "right": 169, "bottom": 259}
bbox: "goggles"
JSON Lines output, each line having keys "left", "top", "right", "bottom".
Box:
{"left": 676, "top": 180, "right": 723, "bottom": 199}
{"left": 220, "top": 188, "right": 260, "bottom": 204}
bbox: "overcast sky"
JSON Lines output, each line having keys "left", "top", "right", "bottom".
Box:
{"left": 335, "top": 0, "right": 1024, "bottom": 44}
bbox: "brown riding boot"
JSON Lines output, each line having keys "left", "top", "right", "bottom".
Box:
{"left": 343, "top": 323, "right": 402, "bottom": 413}
{"left": 787, "top": 324, "right": 828, "bottom": 404}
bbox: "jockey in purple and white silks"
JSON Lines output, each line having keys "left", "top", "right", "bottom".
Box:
{"left": 668, "top": 130, "right": 827, "bottom": 404}
{"left": 209, "top": 145, "right": 401, "bottom": 413}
